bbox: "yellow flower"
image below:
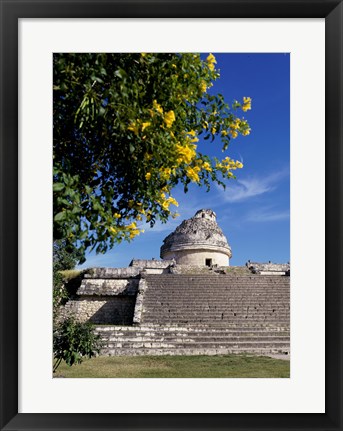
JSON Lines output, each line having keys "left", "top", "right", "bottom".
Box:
{"left": 142, "top": 122, "right": 151, "bottom": 131}
{"left": 153, "top": 100, "right": 163, "bottom": 114}
{"left": 221, "top": 130, "right": 228, "bottom": 136}
{"left": 206, "top": 53, "right": 216, "bottom": 64}
{"left": 211, "top": 127, "right": 216, "bottom": 135}
{"left": 109, "top": 227, "right": 117, "bottom": 234}
{"left": 161, "top": 200, "right": 170, "bottom": 210}
{"left": 187, "top": 130, "right": 196, "bottom": 136}
{"left": 202, "top": 162, "right": 212, "bottom": 172}
{"left": 164, "top": 110, "right": 176, "bottom": 128}
{"left": 113, "top": 213, "right": 121, "bottom": 219}
{"left": 186, "top": 166, "right": 200, "bottom": 183}
{"left": 206, "top": 53, "right": 217, "bottom": 71}
{"left": 242, "top": 129, "right": 251, "bottom": 136}
{"left": 129, "top": 229, "right": 140, "bottom": 239}
{"left": 172, "top": 64, "right": 177, "bottom": 68}
{"left": 127, "top": 222, "right": 137, "bottom": 229}
{"left": 145, "top": 172, "right": 151, "bottom": 180}
{"left": 200, "top": 81, "right": 207, "bottom": 93}
{"left": 127, "top": 122, "right": 139, "bottom": 135}
{"left": 160, "top": 167, "right": 172, "bottom": 179}
{"left": 167, "top": 196, "right": 179, "bottom": 207}
{"left": 229, "top": 119, "right": 240, "bottom": 130}
{"left": 231, "top": 130, "right": 238, "bottom": 138}
{"left": 176, "top": 143, "right": 196, "bottom": 164}
{"left": 242, "top": 97, "right": 252, "bottom": 112}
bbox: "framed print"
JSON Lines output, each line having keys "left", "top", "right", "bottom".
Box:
{"left": 1, "top": 0, "right": 342, "bottom": 430}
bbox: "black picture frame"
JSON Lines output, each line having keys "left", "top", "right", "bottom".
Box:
{"left": 1, "top": 1, "right": 342, "bottom": 430}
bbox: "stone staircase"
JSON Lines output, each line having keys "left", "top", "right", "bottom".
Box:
{"left": 96, "top": 273, "right": 290, "bottom": 356}
{"left": 96, "top": 324, "right": 290, "bottom": 356}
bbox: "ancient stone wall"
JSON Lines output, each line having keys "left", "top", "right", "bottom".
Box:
{"left": 62, "top": 296, "right": 136, "bottom": 325}
{"left": 163, "top": 249, "right": 229, "bottom": 266}
{"left": 61, "top": 270, "right": 140, "bottom": 325}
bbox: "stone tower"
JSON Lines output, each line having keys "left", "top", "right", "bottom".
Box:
{"left": 160, "top": 209, "right": 232, "bottom": 266}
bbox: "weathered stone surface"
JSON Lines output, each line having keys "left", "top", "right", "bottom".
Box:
{"left": 95, "top": 324, "right": 290, "bottom": 356}
{"left": 160, "top": 209, "right": 232, "bottom": 266}
{"left": 129, "top": 259, "right": 175, "bottom": 269}
{"left": 85, "top": 267, "right": 141, "bottom": 279}
{"left": 246, "top": 261, "right": 290, "bottom": 275}
{"left": 132, "top": 278, "right": 148, "bottom": 325}
{"left": 77, "top": 278, "right": 138, "bottom": 296}
{"left": 140, "top": 274, "right": 290, "bottom": 326}
{"left": 61, "top": 296, "right": 136, "bottom": 325}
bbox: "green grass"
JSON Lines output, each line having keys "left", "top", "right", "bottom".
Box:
{"left": 59, "top": 269, "right": 83, "bottom": 282}
{"left": 54, "top": 354, "right": 289, "bottom": 378}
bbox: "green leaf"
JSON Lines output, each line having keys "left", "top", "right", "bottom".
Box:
{"left": 80, "top": 230, "right": 88, "bottom": 240}
{"left": 54, "top": 211, "right": 66, "bottom": 222}
{"left": 53, "top": 183, "right": 65, "bottom": 192}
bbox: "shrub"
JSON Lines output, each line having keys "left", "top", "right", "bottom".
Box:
{"left": 53, "top": 316, "right": 101, "bottom": 372}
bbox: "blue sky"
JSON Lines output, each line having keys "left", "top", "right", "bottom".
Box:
{"left": 78, "top": 53, "right": 290, "bottom": 269}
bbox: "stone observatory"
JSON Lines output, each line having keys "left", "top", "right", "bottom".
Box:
{"left": 160, "top": 209, "right": 232, "bottom": 266}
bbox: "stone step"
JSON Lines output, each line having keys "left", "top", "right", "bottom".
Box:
{"left": 102, "top": 334, "right": 290, "bottom": 340}
{"left": 145, "top": 275, "right": 290, "bottom": 280}
{"left": 146, "top": 284, "right": 290, "bottom": 289}
{"left": 145, "top": 292, "right": 289, "bottom": 296}
{"left": 143, "top": 298, "right": 290, "bottom": 303}
{"left": 97, "top": 331, "right": 290, "bottom": 338}
{"left": 96, "top": 326, "right": 289, "bottom": 334}
{"left": 143, "top": 314, "right": 290, "bottom": 320}
{"left": 101, "top": 336, "right": 289, "bottom": 347}
{"left": 104, "top": 339, "right": 289, "bottom": 347}
{"left": 102, "top": 347, "right": 290, "bottom": 356}
{"left": 145, "top": 309, "right": 290, "bottom": 313}
{"left": 143, "top": 310, "right": 290, "bottom": 320}
{"left": 148, "top": 286, "right": 290, "bottom": 292}
{"left": 101, "top": 343, "right": 290, "bottom": 356}
{"left": 146, "top": 287, "right": 290, "bottom": 292}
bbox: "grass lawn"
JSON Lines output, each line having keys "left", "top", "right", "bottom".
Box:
{"left": 54, "top": 354, "right": 290, "bottom": 378}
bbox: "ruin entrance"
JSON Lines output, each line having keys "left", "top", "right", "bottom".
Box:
{"left": 205, "top": 258, "right": 212, "bottom": 267}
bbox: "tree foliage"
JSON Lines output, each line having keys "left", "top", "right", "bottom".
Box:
{"left": 53, "top": 240, "right": 84, "bottom": 310}
{"left": 53, "top": 316, "right": 101, "bottom": 372}
{"left": 53, "top": 53, "right": 252, "bottom": 262}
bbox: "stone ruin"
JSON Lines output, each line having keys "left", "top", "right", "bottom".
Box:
{"left": 61, "top": 209, "right": 290, "bottom": 356}
{"left": 161, "top": 209, "right": 232, "bottom": 266}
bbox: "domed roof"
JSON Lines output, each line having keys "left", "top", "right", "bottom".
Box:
{"left": 160, "top": 209, "right": 232, "bottom": 258}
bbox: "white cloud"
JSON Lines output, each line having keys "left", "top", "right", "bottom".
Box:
{"left": 245, "top": 206, "right": 290, "bottom": 223}
{"left": 221, "top": 169, "right": 289, "bottom": 203}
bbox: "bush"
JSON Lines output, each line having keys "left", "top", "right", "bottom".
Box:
{"left": 53, "top": 241, "right": 84, "bottom": 312}
{"left": 53, "top": 316, "right": 101, "bottom": 372}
